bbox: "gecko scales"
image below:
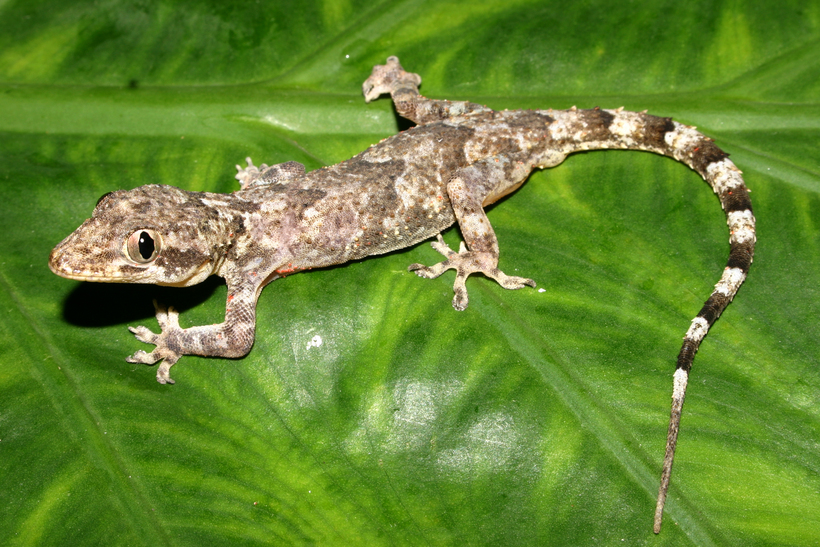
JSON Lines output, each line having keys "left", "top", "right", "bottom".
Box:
{"left": 50, "top": 57, "right": 755, "bottom": 532}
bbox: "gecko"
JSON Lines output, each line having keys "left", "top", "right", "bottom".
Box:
{"left": 49, "top": 56, "right": 755, "bottom": 532}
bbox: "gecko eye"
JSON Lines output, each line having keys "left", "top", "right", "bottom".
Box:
{"left": 126, "top": 230, "right": 161, "bottom": 264}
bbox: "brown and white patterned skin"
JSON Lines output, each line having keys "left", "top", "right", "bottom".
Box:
{"left": 49, "top": 57, "right": 755, "bottom": 532}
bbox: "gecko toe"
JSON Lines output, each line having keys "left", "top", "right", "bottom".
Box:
{"left": 126, "top": 349, "right": 160, "bottom": 365}
{"left": 156, "top": 361, "right": 176, "bottom": 385}
{"left": 428, "top": 234, "right": 459, "bottom": 257}
{"left": 452, "top": 274, "right": 469, "bottom": 310}
{"left": 152, "top": 300, "right": 180, "bottom": 330}
{"left": 492, "top": 273, "right": 537, "bottom": 290}
{"left": 129, "top": 325, "right": 158, "bottom": 344}
{"left": 408, "top": 261, "right": 450, "bottom": 279}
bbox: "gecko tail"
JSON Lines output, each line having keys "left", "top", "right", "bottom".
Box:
{"left": 651, "top": 119, "right": 755, "bottom": 532}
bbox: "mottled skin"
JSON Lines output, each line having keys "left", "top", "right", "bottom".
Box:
{"left": 49, "top": 57, "right": 755, "bottom": 532}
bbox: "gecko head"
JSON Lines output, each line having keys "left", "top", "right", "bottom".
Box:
{"left": 49, "top": 185, "right": 225, "bottom": 286}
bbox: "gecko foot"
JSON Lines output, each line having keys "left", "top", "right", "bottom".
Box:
{"left": 408, "top": 235, "right": 536, "bottom": 310}
{"left": 362, "top": 56, "right": 422, "bottom": 103}
{"left": 125, "top": 300, "right": 182, "bottom": 384}
{"left": 235, "top": 157, "right": 262, "bottom": 189}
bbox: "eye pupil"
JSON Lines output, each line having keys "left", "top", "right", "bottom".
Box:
{"left": 138, "top": 231, "right": 154, "bottom": 260}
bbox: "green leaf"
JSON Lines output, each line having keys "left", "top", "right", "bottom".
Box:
{"left": 1, "top": 0, "right": 818, "bottom": 545}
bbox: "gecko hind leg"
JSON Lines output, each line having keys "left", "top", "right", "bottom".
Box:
{"left": 409, "top": 235, "right": 535, "bottom": 311}
{"left": 363, "top": 56, "right": 492, "bottom": 125}
{"left": 409, "top": 154, "right": 539, "bottom": 310}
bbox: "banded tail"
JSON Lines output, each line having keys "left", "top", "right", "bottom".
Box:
{"left": 544, "top": 108, "right": 756, "bottom": 531}
{"left": 653, "top": 119, "right": 755, "bottom": 533}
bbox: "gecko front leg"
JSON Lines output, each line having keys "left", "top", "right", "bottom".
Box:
{"left": 126, "top": 284, "right": 259, "bottom": 384}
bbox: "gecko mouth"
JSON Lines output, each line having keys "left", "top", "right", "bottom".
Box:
{"left": 48, "top": 264, "right": 154, "bottom": 283}
{"left": 48, "top": 248, "right": 153, "bottom": 283}
{"left": 50, "top": 270, "right": 151, "bottom": 282}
